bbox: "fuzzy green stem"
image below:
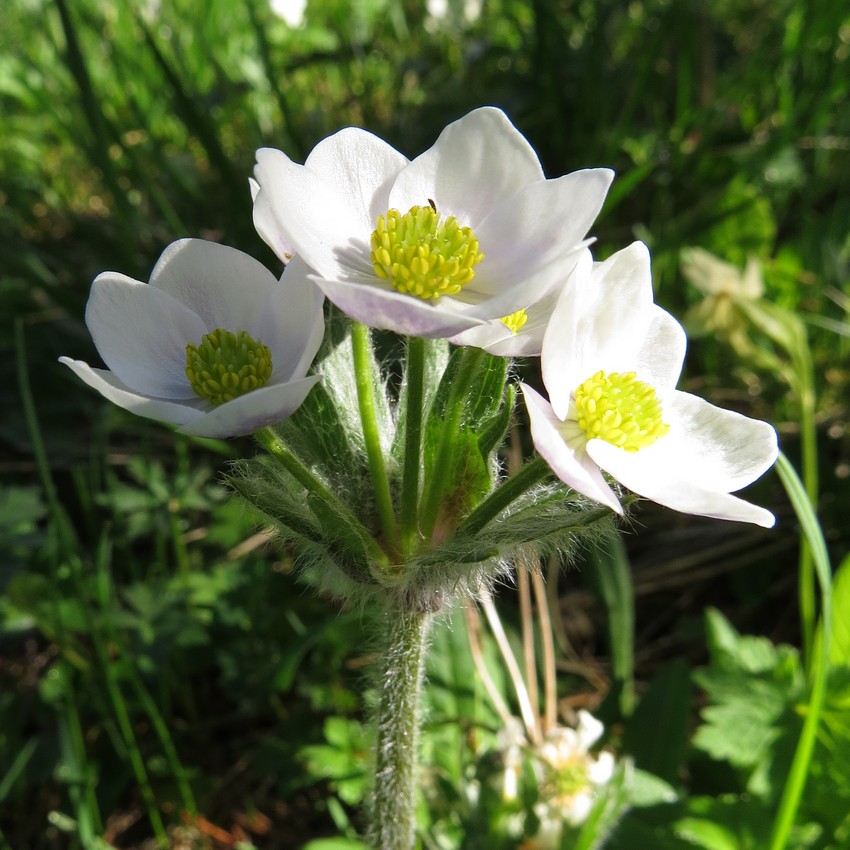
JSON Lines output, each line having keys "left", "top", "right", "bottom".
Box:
{"left": 401, "top": 337, "right": 426, "bottom": 556}
{"left": 351, "top": 322, "right": 400, "bottom": 552}
{"left": 254, "top": 427, "right": 390, "bottom": 569}
{"left": 420, "top": 346, "right": 485, "bottom": 538}
{"left": 457, "top": 456, "right": 551, "bottom": 537}
{"left": 370, "top": 609, "right": 432, "bottom": 850}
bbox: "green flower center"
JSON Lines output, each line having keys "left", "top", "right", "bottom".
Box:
{"left": 574, "top": 370, "right": 669, "bottom": 451}
{"left": 185, "top": 328, "right": 272, "bottom": 406}
{"left": 370, "top": 204, "right": 484, "bottom": 300}
{"left": 500, "top": 308, "right": 528, "bottom": 334}
{"left": 549, "top": 759, "right": 590, "bottom": 800}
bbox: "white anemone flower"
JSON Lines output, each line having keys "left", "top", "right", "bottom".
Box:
{"left": 526, "top": 711, "right": 615, "bottom": 849}
{"left": 252, "top": 107, "right": 613, "bottom": 339}
{"left": 521, "top": 242, "right": 778, "bottom": 527}
{"left": 59, "top": 239, "right": 323, "bottom": 438}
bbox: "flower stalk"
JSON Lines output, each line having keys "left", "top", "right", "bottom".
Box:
{"left": 370, "top": 608, "right": 432, "bottom": 850}
{"left": 351, "top": 322, "right": 400, "bottom": 554}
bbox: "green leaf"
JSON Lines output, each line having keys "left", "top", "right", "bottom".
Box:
{"left": 301, "top": 839, "right": 368, "bottom": 850}
{"left": 584, "top": 529, "right": 635, "bottom": 715}
{"left": 828, "top": 553, "right": 850, "bottom": 667}
{"left": 674, "top": 795, "right": 788, "bottom": 850}
{"left": 622, "top": 659, "right": 691, "bottom": 784}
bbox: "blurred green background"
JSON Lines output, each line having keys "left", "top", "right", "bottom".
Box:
{"left": 2, "top": 0, "right": 849, "bottom": 848}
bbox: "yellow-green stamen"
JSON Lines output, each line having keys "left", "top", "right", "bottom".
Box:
{"left": 185, "top": 328, "right": 272, "bottom": 406}
{"left": 500, "top": 308, "right": 528, "bottom": 334}
{"left": 370, "top": 204, "right": 484, "bottom": 300}
{"left": 574, "top": 370, "right": 669, "bottom": 451}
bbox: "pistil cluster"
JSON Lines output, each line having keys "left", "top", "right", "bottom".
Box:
{"left": 185, "top": 328, "right": 273, "bottom": 406}
{"left": 370, "top": 204, "right": 484, "bottom": 300}
{"left": 573, "top": 369, "right": 669, "bottom": 451}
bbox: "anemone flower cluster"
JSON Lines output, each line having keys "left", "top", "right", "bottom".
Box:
{"left": 59, "top": 105, "right": 781, "bottom": 850}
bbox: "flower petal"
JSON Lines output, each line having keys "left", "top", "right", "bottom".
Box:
{"left": 586, "top": 431, "right": 777, "bottom": 527}
{"left": 388, "top": 107, "right": 545, "bottom": 225}
{"left": 449, "top": 285, "right": 559, "bottom": 355}
{"left": 473, "top": 168, "right": 613, "bottom": 293}
{"left": 269, "top": 255, "right": 325, "bottom": 381}
{"left": 521, "top": 383, "right": 622, "bottom": 513}
{"left": 253, "top": 147, "right": 370, "bottom": 277}
{"left": 253, "top": 127, "right": 408, "bottom": 275}
{"left": 543, "top": 243, "right": 663, "bottom": 418}
{"left": 85, "top": 273, "right": 206, "bottom": 399}
{"left": 575, "top": 710, "right": 604, "bottom": 751}
{"left": 59, "top": 358, "right": 202, "bottom": 426}
{"left": 303, "top": 126, "right": 409, "bottom": 229}
{"left": 631, "top": 305, "right": 687, "bottom": 389}
{"left": 662, "top": 391, "right": 779, "bottom": 490}
{"left": 312, "top": 274, "right": 486, "bottom": 338}
{"left": 177, "top": 375, "right": 320, "bottom": 438}
{"left": 149, "top": 238, "right": 282, "bottom": 339}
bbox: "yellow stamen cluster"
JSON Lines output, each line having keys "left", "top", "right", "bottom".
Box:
{"left": 185, "top": 328, "right": 272, "bottom": 407}
{"left": 500, "top": 308, "right": 528, "bottom": 335}
{"left": 574, "top": 370, "right": 669, "bottom": 451}
{"left": 370, "top": 205, "right": 484, "bottom": 300}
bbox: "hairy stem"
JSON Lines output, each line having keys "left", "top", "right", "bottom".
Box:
{"left": 370, "top": 609, "right": 432, "bottom": 850}
{"left": 351, "top": 322, "right": 400, "bottom": 553}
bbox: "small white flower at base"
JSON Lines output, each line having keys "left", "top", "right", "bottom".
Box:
{"left": 524, "top": 711, "right": 615, "bottom": 849}
{"left": 59, "top": 239, "right": 324, "bottom": 438}
{"left": 522, "top": 242, "right": 779, "bottom": 528}
{"left": 252, "top": 107, "right": 613, "bottom": 339}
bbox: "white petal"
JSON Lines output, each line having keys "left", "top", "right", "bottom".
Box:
{"left": 662, "top": 391, "right": 779, "bottom": 490}
{"left": 459, "top": 285, "right": 563, "bottom": 356}
{"left": 543, "top": 243, "right": 661, "bottom": 418}
{"left": 253, "top": 147, "right": 370, "bottom": 277}
{"left": 312, "top": 275, "right": 486, "bottom": 338}
{"left": 575, "top": 710, "right": 604, "bottom": 750}
{"left": 85, "top": 273, "right": 206, "bottom": 399}
{"left": 457, "top": 245, "right": 582, "bottom": 325}
{"left": 388, "top": 107, "right": 545, "bottom": 226}
{"left": 149, "top": 239, "right": 281, "bottom": 339}
{"left": 177, "top": 375, "right": 320, "bottom": 438}
{"left": 303, "top": 126, "right": 409, "bottom": 229}
{"left": 270, "top": 255, "right": 325, "bottom": 381}
{"left": 59, "top": 358, "right": 202, "bottom": 426}
{"left": 521, "top": 384, "right": 622, "bottom": 513}
{"left": 589, "top": 751, "right": 616, "bottom": 786}
{"left": 563, "top": 792, "right": 593, "bottom": 826}
{"left": 586, "top": 437, "right": 777, "bottom": 527}
{"left": 474, "top": 168, "right": 613, "bottom": 292}
{"left": 541, "top": 250, "right": 593, "bottom": 419}
{"left": 631, "top": 305, "right": 687, "bottom": 389}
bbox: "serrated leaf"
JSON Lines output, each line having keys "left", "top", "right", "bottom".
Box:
{"left": 704, "top": 608, "right": 779, "bottom": 674}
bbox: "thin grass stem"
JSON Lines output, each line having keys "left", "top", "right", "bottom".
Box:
{"left": 463, "top": 602, "right": 514, "bottom": 728}
{"left": 768, "top": 452, "right": 832, "bottom": 850}
{"left": 481, "top": 594, "right": 541, "bottom": 745}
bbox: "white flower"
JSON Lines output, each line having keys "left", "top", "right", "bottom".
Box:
{"left": 522, "top": 242, "right": 778, "bottom": 527}
{"left": 269, "top": 0, "right": 306, "bottom": 27}
{"left": 526, "top": 711, "right": 616, "bottom": 848}
{"left": 59, "top": 239, "right": 323, "bottom": 438}
{"left": 680, "top": 247, "right": 764, "bottom": 301}
{"left": 252, "top": 107, "right": 613, "bottom": 339}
